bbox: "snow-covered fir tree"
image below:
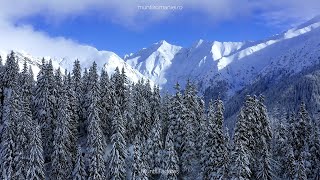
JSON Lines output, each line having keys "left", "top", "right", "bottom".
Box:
{"left": 160, "top": 92, "right": 171, "bottom": 143}
{"left": 26, "top": 122, "right": 45, "bottom": 180}
{"left": 34, "top": 59, "right": 56, "bottom": 163}
{"left": 131, "top": 137, "right": 148, "bottom": 180}
{"left": 0, "top": 88, "right": 18, "bottom": 179}
{"left": 80, "top": 67, "right": 90, "bottom": 135}
{"left": 256, "top": 95, "right": 274, "bottom": 180}
{"left": 273, "top": 114, "right": 291, "bottom": 179}
{"left": 183, "top": 80, "right": 202, "bottom": 155}
{"left": 72, "top": 146, "right": 87, "bottom": 180}
{"left": 107, "top": 99, "right": 127, "bottom": 180}
{"left": 125, "top": 84, "right": 136, "bottom": 144}
{"left": 99, "top": 69, "right": 113, "bottom": 142}
{"left": 50, "top": 71, "right": 74, "bottom": 179}
{"left": 151, "top": 85, "right": 161, "bottom": 125}
{"left": 285, "top": 144, "right": 296, "bottom": 180}
{"left": 13, "top": 61, "right": 34, "bottom": 179}
{"left": 71, "top": 60, "right": 84, "bottom": 137}
{"left": 295, "top": 156, "right": 308, "bottom": 180}
{"left": 0, "top": 52, "right": 19, "bottom": 141}
{"left": 65, "top": 72, "right": 79, "bottom": 163}
{"left": 308, "top": 120, "right": 320, "bottom": 179}
{"left": 86, "top": 62, "right": 106, "bottom": 180}
{"left": 132, "top": 79, "right": 152, "bottom": 140}
{"left": 201, "top": 100, "right": 216, "bottom": 179}
{"left": 2, "top": 51, "right": 19, "bottom": 89}
{"left": 291, "top": 102, "right": 313, "bottom": 178}
{"left": 161, "top": 128, "right": 179, "bottom": 180}
{"left": 202, "top": 97, "right": 229, "bottom": 179}
{"left": 180, "top": 108, "right": 197, "bottom": 179}
{"left": 111, "top": 67, "right": 129, "bottom": 118}
{"left": 168, "top": 83, "right": 185, "bottom": 155}
{"left": 145, "top": 114, "right": 163, "bottom": 178}
{"left": 230, "top": 107, "right": 251, "bottom": 180}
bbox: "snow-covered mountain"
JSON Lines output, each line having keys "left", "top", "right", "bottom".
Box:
{"left": 1, "top": 16, "right": 320, "bottom": 97}
{"left": 0, "top": 50, "right": 148, "bottom": 84}
{"left": 125, "top": 16, "right": 320, "bottom": 97}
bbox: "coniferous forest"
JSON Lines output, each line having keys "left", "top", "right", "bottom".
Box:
{"left": 0, "top": 51, "right": 320, "bottom": 180}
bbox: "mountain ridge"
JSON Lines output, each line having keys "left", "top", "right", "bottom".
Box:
{"left": 1, "top": 16, "right": 320, "bottom": 98}
{"left": 125, "top": 16, "right": 320, "bottom": 97}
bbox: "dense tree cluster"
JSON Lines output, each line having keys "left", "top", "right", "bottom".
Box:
{"left": 0, "top": 51, "right": 319, "bottom": 179}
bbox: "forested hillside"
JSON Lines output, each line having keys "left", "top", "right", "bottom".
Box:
{"left": 0, "top": 51, "right": 319, "bottom": 179}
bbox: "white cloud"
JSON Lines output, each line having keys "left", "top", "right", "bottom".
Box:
{"left": 0, "top": 0, "right": 318, "bottom": 27}
{"left": 0, "top": 0, "right": 260, "bottom": 27}
{"left": 257, "top": 0, "right": 320, "bottom": 28}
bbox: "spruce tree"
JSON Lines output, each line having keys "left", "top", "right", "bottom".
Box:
{"left": 107, "top": 99, "right": 127, "bottom": 180}
{"left": 86, "top": 62, "right": 105, "bottom": 180}
{"left": 65, "top": 72, "right": 79, "bottom": 164}
{"left": 132, "top": 80, "right": 152, "bottom": 140}
{"left": 60, "top": 70, "right": 79, "bottom": 164}
{"left": 13, "top": 62, "right": 34, "bottom": 179}
{"left": 50, "top": 73, "right": 73, "bottom": 179}
{"left": 295, "top": 156, "right": 307, "bottom": 180}
{"left": 273, "top": 116, "right": 290, "bottom": 179}
{"left": 0, "top": 52, "right": 19, "bottom": 143}
{"left": 291, "top": 102, "right": 312, "bottom": 178}
{"left": 211, "top": 98, "right": 229, "bottom": 179}
{"left": 168, "top": 83, "right": 185, "bottom": 155}
{"left": 180, "top": 106, "right": 197, "bottom": 179}
{"left": 100, "top": 69, "right": 112, "bottom": 142}
{"left": 256, "top": 95, "right": 273, "bottom": 180}
{"left": 26, "top": 122, "right": 45, "bottom": 180}
{"left": 0, "top": 88, "right": 18, "bottom": 179}
{"left": 293, "top": 103, "right": 312, "bottom": 157}
{"left": 309, "top": 121, "right": 320, "bottom": 179}
{"left": 183, "top": 80, "right": 202, "bottom": 154}
{"left": 132, "top": 137, "right": 148, "bottom": 180}
{"left": 72, "top": 146, "right": 87, "bottom": 180}
{"left": 201, "top": 100, "right": 216, "bottom": 179}
{"left": 223, "top": 127, "right": 231, "bottom": 179}
{"left": 160, "top": 92, "right": 171, "bottom": 143}
{"left": 230, "top": 108, "right": 251, "bottom": 180}
{"left": 72, "top": 61, "right": 84, "bottom": 137}
{"left": 86, "top": 98, "right": 105, "bottom": 180}
{"left": 111, "top": 67, "right": 129, "bottom": 116}
{"left": 34, "top": 59, "right": 56, "bottom": 163}
{"left": 201, "top": 98, "right": 228, "bottom": 179}
{"left": 161, "top": 129, "right": 179, "bottom": 180}
{"left": 80, "top": 67, "right": 90, "bottom": 135}
{"left": 3, "top": 51, "right": 19, "bottom": 89}
{"left": 146, "top": 115, "right": 163, "bottom": 177}
{"left": 151, "top": 85, "right": 161, "bottom": 125}
{"left": 125, "top": 84, "right": 136, "bottom": 144}
{"left": 286, "top": 144, "right": 296, "bottom": 180}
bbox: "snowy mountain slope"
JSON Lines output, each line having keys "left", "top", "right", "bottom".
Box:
{"left": 0, "top": 50, "right": 149, "bottom": 84}
{"left": 125, "top": 16, "right": 320, "bottom": 97}
{"left": 1, "top": 16, "right": 320, "bottom": 96}
{"left": 124, "top": 39, "right": 248, "bottom": 91}
{"left": 125, "top": 40, "right": 183, "bottom": 85}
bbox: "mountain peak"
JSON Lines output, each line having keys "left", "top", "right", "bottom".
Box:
{"left": 192, "top": 39, "right": 210, "bottom": 49}
{"left": 154, "top": 40, "right": 170, "bottom": 46}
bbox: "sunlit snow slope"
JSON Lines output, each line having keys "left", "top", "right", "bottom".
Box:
{"left": 125, "top": 16, "right": 320, "bottom": 96}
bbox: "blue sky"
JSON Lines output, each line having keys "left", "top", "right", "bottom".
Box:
{"left": 18, "top": 13, "right": 280, "bottom": 56}
{"left": 0, "top": 0, "right": 319, "bottom": 59}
